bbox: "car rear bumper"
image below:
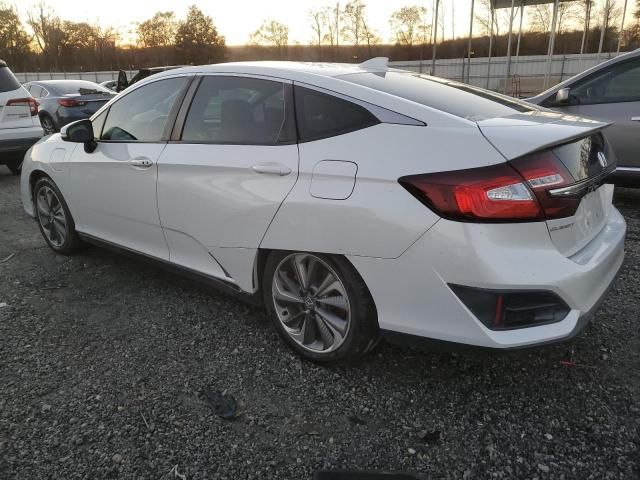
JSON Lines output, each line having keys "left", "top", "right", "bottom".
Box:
{"left": 0, "top": 127, "right": 43, "bottom": 162}
{"left": 610, "top": 167, "right": 640, "bottom": 187}
{"left": 348, "top": 207, "right": 626, "bottom": 349}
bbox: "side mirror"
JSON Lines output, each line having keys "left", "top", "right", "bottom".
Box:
{"left": 61, "top": 119, "right": 96, "bottom": 153}
{"left": 555, "top": 87, "right": 570, "bottom": 105}
{"left": 116, "top": 70, "right": 128, "bottom": 93}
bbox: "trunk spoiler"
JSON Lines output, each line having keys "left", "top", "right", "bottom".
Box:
{"left": 477, "top": 110, "right": 611, "bottom": 161}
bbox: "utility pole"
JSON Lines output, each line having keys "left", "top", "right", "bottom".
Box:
{"left": 597, "top": 0, "right": 610, "bottom": 59}
{"left": 616, "top": 0, "right": 629, "bottom": 54}
{"left": 430, "top": 0, "right": 440, "bottom": 76}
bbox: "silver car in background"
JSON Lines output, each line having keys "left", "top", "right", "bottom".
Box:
{"left": 527, "top": 49, "right": 640, "bottom": 186}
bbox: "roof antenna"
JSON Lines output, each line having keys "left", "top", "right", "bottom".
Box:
{"left": 358, "top": 57, "right": 389, "bottom": 71}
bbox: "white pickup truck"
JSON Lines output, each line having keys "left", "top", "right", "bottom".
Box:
{"left": 0, "top": 60, "right": 43, "bottom": 175}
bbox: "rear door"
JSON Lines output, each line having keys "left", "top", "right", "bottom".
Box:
{"left": 549, "top": 57, "right": 640, "bottom": 170}
{"left": 156, "top": 74, "right": 298, "bottom": 289}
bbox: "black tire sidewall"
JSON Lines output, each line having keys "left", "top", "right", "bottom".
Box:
{"left": 33, "top": 177, "right": 80, "bottom": 254}
{"left": 263, "top": 251, "right": 378, "bottom": 364}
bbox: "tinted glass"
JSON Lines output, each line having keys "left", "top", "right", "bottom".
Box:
{"left": 294, "top": 86, "right": 379, "bottom": 141}
{"left": 102, "top": 77, "right": 186, "bottom": 142}
{"left": 341, "top": 72, "right": 535, "bottom": 121}
{"left": 0, "top": 66, "right": 21, "bottom": 93}
{"left": 569, "top": 59, "right": 640, "bottom": 105}
{"left": 45, "top": 80, "right": 113, "bottom": 95}
{"left": 182, "top": 76, "right": 288, "bottom": 145}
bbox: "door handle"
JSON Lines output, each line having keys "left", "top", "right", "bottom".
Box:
{"left": 251, "top": 163, "right": 292, "bottom": 176}
{"left": 130, "top": 158, "right": 153, "bottom": 168}
{"left": 631, "top": 117, "right": 640, "bottom": 122}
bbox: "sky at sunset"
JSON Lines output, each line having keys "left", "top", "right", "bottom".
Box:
{"left": 15, "top": 1, "right": 479, "bottom": 46}
{"left": 14, "top": 0, "right": 631, "bottom": 46}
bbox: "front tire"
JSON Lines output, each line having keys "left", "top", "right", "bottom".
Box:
{"left": 33, "top": 177, "right": 83, "bottom": 254}
{"left": 263, "top": 251, "right": 378, "bottom": 364}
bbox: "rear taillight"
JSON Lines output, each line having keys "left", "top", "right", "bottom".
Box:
{"left": 58, "top": 98, "right": 87, "bottom": 107}
{"left": 399, "top": 150, "right": 583, "bottom": 222}
{"left": 6, "top": 97, "right": 39, "bottom": 116}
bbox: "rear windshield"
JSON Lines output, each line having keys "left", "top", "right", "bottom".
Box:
{"left": 47, "top": 81, "right": 112, "bottom": 95}
{"left": 0, "top": 66, "right": 21, "bottom": 93}
{"left": 340, "top": 71, "right": 536, "bottom": 121}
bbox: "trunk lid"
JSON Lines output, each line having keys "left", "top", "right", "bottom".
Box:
{"left": 478, "top": 111, "right": 616, "bottom": 257}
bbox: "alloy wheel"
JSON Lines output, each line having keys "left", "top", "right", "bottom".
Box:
{"left": 36, "top": 185, "right": 67, "bottom": 248}
{"left": 272, "top": 253, "right": 351, "bottom": 354}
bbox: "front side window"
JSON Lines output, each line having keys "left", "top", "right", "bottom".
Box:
{"left": 181, "top": 76, "right": 291, "bottom": 145}
{"left": 294, "top": 86, "right": 380, "bottom": 142}
{"left": 568, "top": 59, "right": 640, "bottom": 105}
{"left": 101, "top": 77, "right": 187, "bottom": 142}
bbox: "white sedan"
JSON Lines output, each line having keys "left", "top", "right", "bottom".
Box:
{"left": 20, "top": 59, "right": 626, "bottom": 364}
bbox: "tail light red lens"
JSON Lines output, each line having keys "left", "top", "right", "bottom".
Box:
{"left": 6, "top": 97, "right": 39, "bottom": 116}
{"left": 400, "top": 163, "right": 544, "bottom": 222}
{"left": 58, "top": 98, "right": 87, "bottom": 107}
{"left": 400, "top": 148, "right": 591, "bottom": 222}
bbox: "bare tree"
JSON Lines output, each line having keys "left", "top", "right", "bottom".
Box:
{"left": 636, "top": 0, "right": 640, "bottom": 19}
{"left": 27, "top": 2, "right": 65, "bottom": 69}
{"left": 390, "top": 5, "right": 428, "bottom": 46}
{"left": 250, "top": 19, "right": 289, "bottom": 59}
{"left": 340, "top": 0, "right": 379, "bottom": 56}
{"left": 528, "top": 2, "right": 582, "bottom": 33}
{"left": 309, "top": 7, "right": 328, "bottom": 57}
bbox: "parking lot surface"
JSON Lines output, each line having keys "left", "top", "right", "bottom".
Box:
{"left": 1, "top": 170, "right": 639, "bottom": 479}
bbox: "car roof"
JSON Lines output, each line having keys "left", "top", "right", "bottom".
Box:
{"left": 149, "top": 60, "right": 391, "bottom": 83}
{"left": 0, "top": 59, "right": 6, "bottom": 68}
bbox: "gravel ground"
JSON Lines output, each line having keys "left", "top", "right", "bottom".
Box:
{"left": 0, "top": 168, "right": 639, "bottom": 480}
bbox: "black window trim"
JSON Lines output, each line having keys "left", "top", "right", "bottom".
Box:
{"left": 543, "top": 56, "right": 640, "bottom": 108}
{"left": 95, "top": 74, "right": 194, "bottom": 145}
{"left": 170, "top": 73, "right": 298, "bottom": 147}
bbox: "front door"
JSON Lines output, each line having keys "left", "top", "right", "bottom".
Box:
{"left": 67, "top": 76, "right": 189, "bottom": 260}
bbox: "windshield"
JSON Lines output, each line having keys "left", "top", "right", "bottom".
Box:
{"left": 0, "top": 66, "right": 21, "bottom": 93}
{"left": 340, "top": 71, "right": 537, "bottom": 121}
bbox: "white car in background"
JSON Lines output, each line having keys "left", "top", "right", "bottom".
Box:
{"left": 0, "top": 60, "right": 43, "bottom": 174}
{"left": 20, "top": 60, "right": 625, "bottom": 363}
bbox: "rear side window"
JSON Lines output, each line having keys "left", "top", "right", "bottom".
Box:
{"left": 181, "top": 76, "right": 293, "bottom": 145}
{"left": 0, "top": 66, "right": 21, "bottom": 93}
{"left": 294, "top": 86, "right": 379, "bottom": 141}
{"left": 341, "top": 72, "right": 534, "bottom": 121}
{"left": 102, "top": 77, "right": 187, "bottom": 142}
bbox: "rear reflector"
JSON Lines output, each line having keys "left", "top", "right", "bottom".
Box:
{"left": 449, "top": 284, "right": 570, "bottom": 331}
{"left": 58, "top": 98, "right": 87, "bottom": 107}
{"left": 6, "top": 97, "right": 38, "bottom": 116}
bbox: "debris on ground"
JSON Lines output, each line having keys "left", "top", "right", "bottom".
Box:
{"left": 201, "top": 388, "right": 239, "bottom": 419}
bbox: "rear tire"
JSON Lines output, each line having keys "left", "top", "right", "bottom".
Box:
{"left": 40, "top": 114, "right": 57, "bottom": 135}
{"left": 263, "top": 251, "right": 378, "bottom": 365}
{"left": 33, "top": 177, "right": 84, "bottom": 254}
